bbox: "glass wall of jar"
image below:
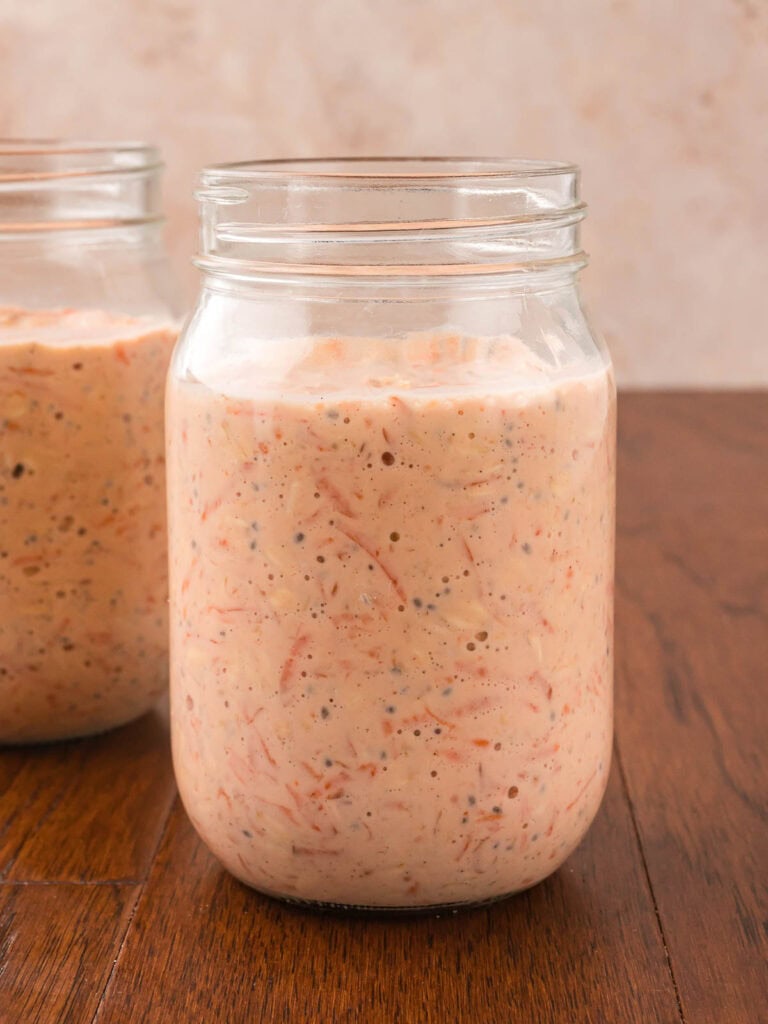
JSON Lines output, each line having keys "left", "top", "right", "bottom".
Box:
{"left": 167, "top": 158, "right": 616, "bottom": 911}
{"left": 0, "top": 141, "right": 179, "bottom": 742}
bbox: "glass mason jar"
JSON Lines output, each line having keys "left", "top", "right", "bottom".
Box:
{"left": 167, "top": 158, "right": 616, "bottom": 911}
{"left": 0, "top": 141, "right": 179, "bottom": 743}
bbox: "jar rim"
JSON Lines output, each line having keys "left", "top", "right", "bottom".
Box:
{"left": 201, "top": 156, "right": 578, "bottom": 184}
{"left": 0, "top": 139, "right": 162, "bottom": 185}
{"left": 0, "top": 139, "right": 164, "bottom": 234}
{"left": 197, "top": 156, "right": 586, "bottom": 279}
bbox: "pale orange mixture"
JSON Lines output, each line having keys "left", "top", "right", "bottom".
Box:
{"left": 168, "top": 334, "right": 615, "bottom": 908}
{"left": 0, "top": 308, "right": 176, "bottom": 743}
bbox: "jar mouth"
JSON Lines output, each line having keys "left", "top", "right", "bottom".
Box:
{"left": 196, "top": 157, "right": 586, "bottom": 279}
{"left": 202, "top": 156, "right": 579, "bottom": 182}
{"left": 0, "top": 139, "right": 163, "bottom": 233}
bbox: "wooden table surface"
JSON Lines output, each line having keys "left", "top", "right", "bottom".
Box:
{"left": 1, "top": 392, "right": 766, "bottom": 1024}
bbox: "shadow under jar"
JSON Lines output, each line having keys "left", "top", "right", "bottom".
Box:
{"left": 167, "top": 158, "right": 616, "bottom": 912}
{"left": 0, "top": 141, "right": 179, "bottom": 743}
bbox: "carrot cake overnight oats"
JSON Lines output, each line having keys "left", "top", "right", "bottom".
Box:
{"left": 167, "top": 158, "right": 616, "bottom": 910}
{"left": 0, "top": 309, "right": 176, "bottom": 742}
{"left": 0, "top": 141, "right": 178, "bottom": 743}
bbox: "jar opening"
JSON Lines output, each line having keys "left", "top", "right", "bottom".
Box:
{"left": 0, "top": 140, "right": 163, "bottom": 234}
{"left": 196, "top": 157, "right": 586, "bottom": 279}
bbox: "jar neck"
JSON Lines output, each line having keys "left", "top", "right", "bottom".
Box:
{"left": 199, "top": 262, "right": 584, "bottom": 302}
{"left": 0, "top": 140, "right": 163, "bottom": 237}
{"left": 0, "top": 221, "right": 166, "bottom": 255}
{"left": 194, "top": 158, "right": 587, "bottom": 284}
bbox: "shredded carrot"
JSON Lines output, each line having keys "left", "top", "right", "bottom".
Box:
{"left": 466, "top": 474, "right": 503, "bottom": 489}
{"left": 10, "top": 554, "right": 44, "bottom": 567}
{"left": 291, "top": 845, "right": 342, "bottom": 856}
{"left": 84, "top": 632, "right": 112, "bottom": 645}
{"left": 300, "top": 760, "right": 323, "bottom": 781}
{"left": 249, "top": 793, "right": 300, "bottom": 826}
{"left": 201, "top": 496, "right": 225, "bottom": 522}
{"left": 279, "top": 633, "right": 309, "bottom": 690}
{"left": 114, "top": 344, "right": 131, "bottom": 366}
{"left": 565, "top": 768, "right": 597, "bottom": 812}
{"left": 285, "top": 784, "right": 303, "bottom": 810}
{"left": 461, "top": 536, "right": 476, "bottom": 565}
{"left": 257, "top": 733, "right": 278, "bottom": 768}
{"left": 316, "top": 476, "right": 356, "bottom": 518}
{"left": 438, "top": 748, "right": 464, "bottom": 763}
{"left": 455, "top": 837, "right": 472, "bottom": 861}
{"left": 462, "top": 504, "right": 493, "bottom": 521}
{"left": 241, "top": 707, "right": 265, "bottom": 726}
{"left": 322, "top": 770, "right": 351, "bottom": 790}
{"left": 8, "top": 365, "right": 55, "bottom": 376}
{"left": 450, "top": 695, "right": 495, "bottom": 718}
{"left": 336, "top": 524, "right": 406, "bottom": 602}
{"left": 423, "top": 705, "right": 455, "bottom": 730}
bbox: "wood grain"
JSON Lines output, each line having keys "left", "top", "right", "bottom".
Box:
{"left": 0, "top": 882, "right": 137, "bottom": 1024}
{"left": 94, "top": 765, "right": 681, "bottom": 1024}
{"left": 0, "top": 393, "right": 763, "bottom": 1023}
{"left": 0, "top": 703, "right": 174, "bottom": 882}
{"left": 616, "top": 392, "right": 768, "bottom": 1024}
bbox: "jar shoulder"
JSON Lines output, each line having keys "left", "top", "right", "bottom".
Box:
{"left": 171, "top": 284, "right": 612, "bottom": 398}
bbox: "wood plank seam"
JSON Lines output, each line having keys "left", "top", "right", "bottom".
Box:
{"left": 88, "top": 881, "right": 147, "bottom": 1023}
{"left": 614, "top": 741, "right": 688, "bottom": 1024}
{"left": 89, "top": 794, "right": 179, "bottom": 1022}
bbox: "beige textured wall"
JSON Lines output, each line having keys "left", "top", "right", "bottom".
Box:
{"left": 1, "top": 0, "right": 766, "bottom": 386}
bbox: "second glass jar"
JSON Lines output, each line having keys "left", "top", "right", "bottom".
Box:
{"left": 0, "top": 140, "right": 178, "bottom": 743}
{"left": 167, "top": 158, "right": 616, "bottom": 911}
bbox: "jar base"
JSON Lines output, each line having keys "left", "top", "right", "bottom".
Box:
{"left": 240, "top": 881, "right": 527, "bottom": 917}
{"left": 0, "top": 698, "right": 163, "bottom": 747}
